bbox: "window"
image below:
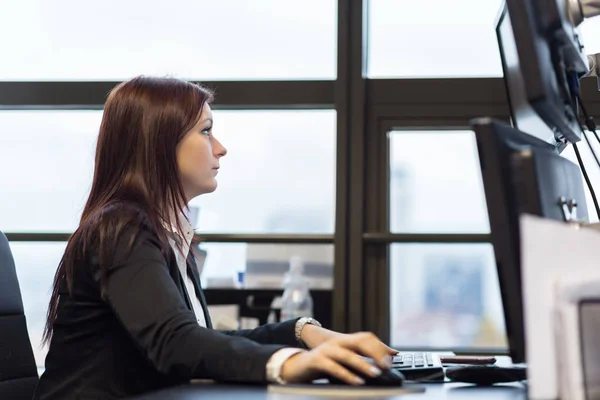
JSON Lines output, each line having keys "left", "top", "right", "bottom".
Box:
{"left": 190, "top": 110, "right": 337, "bottom": 233}
{"left": 580, "top": 18, "right": 600, "bottom": 55}
{"left": 0, "top": 111, "right": 99, "bottom": 232}
{"left": 368, "top": 0, "right": 504, "bottom": 78}
{"left": 0, "top": 0, "right": 337, "bottom": 81}
{"left": 389, "top": 130, "right": 490, "bottom": 233}
{"left": 0, "top": 110, "right": 336, "bottom": 234}
{"left": 11, "top": 242, "right": 66, "bottom": 367}
{"left": 3, "top": 0, "right": 521, "bottom": 346}
{"left": 389, "top": 243, "right": 506, "bottom": 348}
{"left": 199, "top": 243, "right": 334, "bottom": 288}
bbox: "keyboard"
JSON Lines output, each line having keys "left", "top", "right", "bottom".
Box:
{"left": 390, "top": 352, "right": 445, "bottom": 382}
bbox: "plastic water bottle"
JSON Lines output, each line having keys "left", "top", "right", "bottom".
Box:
{"left": 280, "top": 256, "right": 313, "bottom": 321}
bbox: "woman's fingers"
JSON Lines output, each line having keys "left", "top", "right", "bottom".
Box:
{"left": 315, "top": 355, "right": 365, "bottom": 385}
{"left": 323, "top": 345, "right": 383, "bottom": 379}
{"left": 280, "top": 330, "right": 400, "bottom": 385}
{"left": 337, "top": 332, "right": 392, "bottom": 370}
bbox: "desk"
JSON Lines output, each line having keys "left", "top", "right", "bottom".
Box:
{"left": 132, "top": 381, "right": 526, "bottom": 399}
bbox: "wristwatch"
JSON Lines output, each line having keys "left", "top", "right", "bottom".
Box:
{"left": 266, "top": 318, "right": 321, "bottom": 384}
{"left": 295, "top": 317, "right": 322, "bottom": 345}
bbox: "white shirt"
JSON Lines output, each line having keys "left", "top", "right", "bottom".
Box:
{"left": 167, "top": 212, "right": 305, "bottom": 383}
{"left": 167, "top": 214, "right": 206, "bottom": 327}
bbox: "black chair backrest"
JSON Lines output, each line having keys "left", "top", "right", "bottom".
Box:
{"left": 0, "top": 231, "right": 39, "bottom": 399}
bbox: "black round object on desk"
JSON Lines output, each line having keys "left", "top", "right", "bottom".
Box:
{"left": 445, "top": 365, "right": 527, "bottom": 385}
{"left": 326, "top": 358, "right": 406, "bottom": 386}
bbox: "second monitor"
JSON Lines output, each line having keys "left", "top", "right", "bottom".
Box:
{"left": 472, "top": 117, "right": 588, "bottom": 364}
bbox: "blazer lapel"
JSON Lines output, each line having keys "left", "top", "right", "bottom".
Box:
{"left": 187, "top": 252, "right": 213, "bottom": 329}
{"left": 167, "top": 248, "right": 194, "bottom": 312}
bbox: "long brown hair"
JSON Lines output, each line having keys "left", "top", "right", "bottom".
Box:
{"left": 43, "top": 76, "right": 214, "bottom": 344}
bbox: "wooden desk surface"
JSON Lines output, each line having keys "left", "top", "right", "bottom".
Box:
{"left": 132, "top": 381, "right": 527, "bottom": 399}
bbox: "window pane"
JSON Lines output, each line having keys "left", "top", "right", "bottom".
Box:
{"left": 0, "top": 111, "right": 99, "bottom": 232}
{"left": 390, "top": 244, "right": 506, "bottom": 349}
{"left": 580, "top": 18, "right": 600, "bottom": 55}
{"left": 11, "top": 242, "right": 65, "bottom": 367}
{"left": 0, "top": 110, "right": 336, "bottom": 234}
{"left": 199, "top": 243, "right": 333, "bottom": 287}
{"left": 389, "top": 130, "right": 489, "bottom": 233}
{"left": 1, "top": 0, "right": 336, "bottom": 81}
{"left": 190, "top": 111, "right": 336, "bottom": 234}
{"left": 368, "top": 0, "right": 504, "bottom": 78}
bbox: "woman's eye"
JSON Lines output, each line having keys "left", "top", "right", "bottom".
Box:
{"left": 201, "top": 127, "right": 211, "bottom": 135}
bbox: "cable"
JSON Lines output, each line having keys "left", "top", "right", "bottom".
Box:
{"left": 582, "top": 129, "right": 600, "bottom": 169}
{"left": 576, "top": 92, "right": 600, "bottom": 174}
{"left": 553, "top": 60, "right": 600, "bottom": 220}
{"left": 573, "top": 93, "right": 600, "bottom": 219}
{"left": 577, "top": 92, "right": 600, "bottom": 146}
{"left": 575, "top": 100, "right": 600, "bottom": 173}
{"left": 572, "top": 142, "right": 600, "bottom": 219}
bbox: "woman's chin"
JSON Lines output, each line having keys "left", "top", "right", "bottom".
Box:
{"left": 186, "top": 180, "right": 218, "bottom": 200}
{"left": 201, "top": 181, "right": 218, "bottom": 195}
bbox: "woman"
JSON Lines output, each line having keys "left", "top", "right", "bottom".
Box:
{"left": 35, "top": 76, "right": 396, "bottom": 399}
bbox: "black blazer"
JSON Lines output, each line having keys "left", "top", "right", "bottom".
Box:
{"left": 34, "top": 226, "right": 301, "bottom": 399}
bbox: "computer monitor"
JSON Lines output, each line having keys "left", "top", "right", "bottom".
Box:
{"left": 472, "top": 117, "right": 588, "bottom": 364}
{"left": 496, "top": 0, "right": 589, "bottom": 152}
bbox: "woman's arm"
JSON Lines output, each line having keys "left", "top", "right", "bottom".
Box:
{"left": 219, "top": 319, "right": 301, "bottom": 347}
{"left": 95, "top": 230, "right": 287, "bottom": 383}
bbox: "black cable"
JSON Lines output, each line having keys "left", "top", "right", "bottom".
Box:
{"left": 553, "top": 62, "right": 600, "bottom": 220}
{"left": 574, "top": 102, "right": 600, "bottom": 176}
{"left": 582, "top": 129, "right": 600, "bottom": 171}
{"left": 578, "top": 92, "right": 597, "bottom": 131}
{"left": 574, "top": 92, "right": 600, "bottom": 219}
{"left": 592, "top": 129, "right": 600, "bottom": 148}
{"left": 572, "top": 142, "right": 600, "bottom": 219}
{"left": 577, "top": 92, "right": 600, "bottom": 146}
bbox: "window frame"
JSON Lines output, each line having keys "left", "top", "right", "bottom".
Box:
{"left": 4, "top": 0, "right": 600, "bottom": 351}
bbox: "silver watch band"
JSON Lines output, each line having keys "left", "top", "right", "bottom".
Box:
{"left": 295, "top": 317, "right": 322, "bottom": 344}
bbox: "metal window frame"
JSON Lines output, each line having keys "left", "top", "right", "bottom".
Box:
{"left": 5, "top": 233, "right": 334, "bottom": 244}
{"left": 0, "top": 81, "right": 335, "bottom": 110}
{"left": 5, "top": 0, "right": 600, "bottom": 345}
{"left": 360, "top": 75, "right": 600, "bottom": 346}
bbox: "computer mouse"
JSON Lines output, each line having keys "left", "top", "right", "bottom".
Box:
{"left": 327, "top": 358, "right": 406, "bottom": 386}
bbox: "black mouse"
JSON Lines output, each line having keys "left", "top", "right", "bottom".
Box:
{"left": 327, "top": 358, "right": 405, "bottom": 386}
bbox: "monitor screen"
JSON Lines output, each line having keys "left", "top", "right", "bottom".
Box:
{"left": 472, "top": 117, "right": 588, "bottom": 364}
{"left": 496, "top": 4, "right": 563, "bottom": 150}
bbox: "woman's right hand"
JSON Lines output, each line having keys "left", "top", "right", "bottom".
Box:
{"left": 279, "top": 332, "right": 393, "bottom": 385}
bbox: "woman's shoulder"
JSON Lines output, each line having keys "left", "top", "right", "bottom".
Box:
{"left": 90, "top": 201, "right": 154, "bottom": 231}
{"left": 96, "top": 200, "right": 151, "bottom": 224}
{"left": 78, "top": 201, "right": 167, "bottom": 263}
{"left": 69, "top": 202, "right": 171, "bottom": 290}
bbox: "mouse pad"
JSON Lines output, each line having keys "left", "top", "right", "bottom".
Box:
{"left": 268, "top": 383, "right": 426, "bottom": 397}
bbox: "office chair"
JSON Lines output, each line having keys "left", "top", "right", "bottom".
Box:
{"left": 0, "top": 231, "right": 39, "bottom": 399}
